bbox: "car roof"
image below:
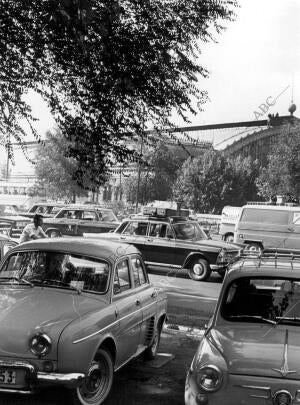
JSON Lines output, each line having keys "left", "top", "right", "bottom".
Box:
{"left": 9, "top": 238, "right": 140, "bottom": 262}
{"left": 59, "top": 205, "right": 113, "bottom": 212}
{"left": 125, "top": 216, "right": 192, "bottom": 223}
{"left": 242, "top": 204, "right": 300, "bottom": 211}
{"left": 31, "top": 202, "right": 64, "bottom": 207}
{"left": 227, "top": 256, "right": 300, "bottom": 282}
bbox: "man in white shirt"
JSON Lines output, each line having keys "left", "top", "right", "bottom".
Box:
{"left": 20, "top": 214, "right": 47, "bottom": 243}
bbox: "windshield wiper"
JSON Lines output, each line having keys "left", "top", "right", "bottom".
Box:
{"left": 228, "top": 315, "right": 277, "bottom": 325}
{"left": 0, "top": 277, "right": 34, "bottom": 287}
{"left": 31, "top": 278, "right": 82, "bottom": 294}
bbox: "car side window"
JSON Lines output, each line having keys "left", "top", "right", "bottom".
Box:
{"left": 123, "top": 221, "right": 148, "bottom": 236}
{"left": 131, "top": 256, "right": 147, "bottom": 287}
{"left": 82, "top": 211, "right": 97, "bottom": 221}
{"left": 114, "top": 259, "right": 131, "bottom": 294}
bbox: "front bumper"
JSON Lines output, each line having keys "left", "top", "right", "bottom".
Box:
{"left": 185, "top": 368, "right": 300, "bottom": 405}
{"left": 0, "top": 359, "right": 84, "bottom": 394}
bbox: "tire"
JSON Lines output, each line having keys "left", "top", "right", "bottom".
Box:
{"left": 188, "top": 258, "right": 211, "bottom": 281}
{"left": 47, "top": 230, "right": 61, "bottom": 238}
{"left": 224, "top": 234, "right": 234, "bottom": 243}
{"left": 246, "top": 242, "right": 263, "bottom": 254}
{"left": 144, "top": 321, "right": 162, "bottom": 361}
{"left": 71, "top": 349, "right": 114, "bottom": 405}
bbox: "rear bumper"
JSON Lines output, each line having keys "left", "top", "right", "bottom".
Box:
{"left": 0, "top": 359, "right": 84, "bottom": 394}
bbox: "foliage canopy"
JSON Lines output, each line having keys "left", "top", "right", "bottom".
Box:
{"left": 0, "top": 0, "right": 237, "bottom": 186}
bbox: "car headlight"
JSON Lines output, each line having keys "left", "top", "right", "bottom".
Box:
{"left": 29, "top": 333, "right": 52, "bottom": 357}
{"left": 196, "top": 365, "right": 223, "bottom": 392}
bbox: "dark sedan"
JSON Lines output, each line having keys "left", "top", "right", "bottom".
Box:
{"left": 84, "top": 208, "right": 242, "bottom": 281}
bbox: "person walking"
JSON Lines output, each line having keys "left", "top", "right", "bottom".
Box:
{"left": 19, "top": 214, "right": 47, "bottom": 243}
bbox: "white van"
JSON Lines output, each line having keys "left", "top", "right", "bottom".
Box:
{"left": 219, "top": 206, "right": 242, "bottom": 242}
{"left": 234, "top": 204, "right": 300, "bottom": 251}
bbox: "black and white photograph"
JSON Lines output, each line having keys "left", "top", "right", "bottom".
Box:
{"left": 0, "top": 0, "right": 299, "bottom": 404}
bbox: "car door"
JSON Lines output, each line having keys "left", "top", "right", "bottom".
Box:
{"left": 129, "top": 255, "right": 159, "bottom": 347}
{"left": 141, "top": 221, "right": 177, "bottom": 270}
{"left": 49, "top": 209, "right": 79, "bottom": 236}
{"left": 112, "top": 257, "right": 142, "bottom": 365}
{"left": 77, "top": 210, "right": 99, "bottom": 236}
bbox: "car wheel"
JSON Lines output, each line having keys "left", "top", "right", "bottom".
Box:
{"left": 246, "top": 242, "right": 263, "bottom": 254}
{"left": 144, "top": 321, "right": 162, "bottom": 361}
{"left": 188, "top": 258, "right": 211, "bottom": 281}
{"left": 72, "top": 349, "right": 113, "bottom": 405}
{"left": 47, "top": 230, "right": 60, "bottom": 238}
{"left": 224, "top": 234, "right": 234, "bottom": 243}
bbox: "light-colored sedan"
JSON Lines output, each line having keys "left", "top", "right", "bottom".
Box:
{"left": 185, "top": 249, "right": 300, "bottom": 405}
{"left": 0, "top": 238, "right": 167, "bottom": 405}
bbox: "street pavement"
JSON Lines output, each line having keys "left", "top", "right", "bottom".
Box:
{"left": 0, "top": 272, "right": 221, "bottom": 405}
{"left": 149, "top": 271, "right": 222, "bottom": 327}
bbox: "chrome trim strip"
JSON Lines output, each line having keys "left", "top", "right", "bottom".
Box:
{"left": 210, "top": 265, "right": 223, "bottom": 270}
{"left": 73, "top": 301, "right": 156, "bottom": 344}
{"left": 146, "top": 261, "right": 181, "bottom": 269}
{"left": 236, "top": 384, "right": 271, "bottom": 399}
{"left": 0, "top": 388, "right": 34, "bottom": 394}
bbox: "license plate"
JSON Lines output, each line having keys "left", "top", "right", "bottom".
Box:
{"left": 0, "top": 369, "right": 16, "bottom": 385}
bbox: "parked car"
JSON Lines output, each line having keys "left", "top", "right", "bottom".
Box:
{"left": 0, "top": 215, "right": 31, "bottom": 239}
{"left": 20, "top": 202, "right": 65, "bottom": 218}
{"left": 0, "top": 237, "right": 167, "bottom": 404}
{"left": 0, "top": 203, "right": 20, "bottom": 216}
{"left": 85, "top": 207, "right": 242, "bottom": 281}
{"left": 0, "top": 234, "right": 17, "bottom": 259}
{"left": 41, "top": 205, "right": 120, "bottom": 237}
{"left": 185, "top": 248, "right": 300, "bottom": 405}
{"left": 219, "top": 206, "right": 242, "bottom": 242}
{"left": 234, "top": 204, "right": 300, "bottom": 252}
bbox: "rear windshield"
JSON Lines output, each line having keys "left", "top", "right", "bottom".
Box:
{"left": 240, "top": 208, "right": 289, "bottom": 225}
{"left": 221, "top": 277, "right": 300, "bottom": 326}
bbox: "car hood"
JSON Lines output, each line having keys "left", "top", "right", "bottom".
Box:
{"left": 185, "top": 239, "right": 240, "bottom": 251}
{"left": 209, "top": 324, "right": 300, "bottom": 379}
{"left": 0, "top": 285, "right": 108, "bottom": 359}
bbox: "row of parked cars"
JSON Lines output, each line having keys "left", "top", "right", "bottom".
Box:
{"left": 0, "top": 215, "right": 299, "bottom": 404}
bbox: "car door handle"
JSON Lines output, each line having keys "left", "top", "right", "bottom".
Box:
{"left": 288, "top": 227, "right": 295, "bottom": 232}
{"left": 151, "top": 291, "right": 158, "bottom": 298}
{"left": 136, "top": 300, "right": 141, "bottom": 306}
{"left": 120, "top": 236, "right": 126, "bottom": 240}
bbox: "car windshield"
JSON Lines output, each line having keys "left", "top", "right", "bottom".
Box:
{"left": 172, "top": 222, "right": 207, "bottom": 241}
{"left": 0, "top": 251, "right": 110, "bottom": 293}
{"left": 222, "top": 277, "right": 300, "bottom": 326}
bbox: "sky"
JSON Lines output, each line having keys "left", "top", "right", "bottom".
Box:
{"left": 2, "top": 0, "right": 300, "bottom": 170}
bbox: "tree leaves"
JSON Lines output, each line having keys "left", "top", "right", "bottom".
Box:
{"left": 0, "top": 0, "right": 237, "bottom": 186}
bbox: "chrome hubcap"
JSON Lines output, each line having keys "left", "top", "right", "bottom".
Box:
{"left": 193, "top": 263, "right": 204, "bottom": 276}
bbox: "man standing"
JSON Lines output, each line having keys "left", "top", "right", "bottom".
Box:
{"left": 20, "top": 214, "right": 47, "bottom": 243}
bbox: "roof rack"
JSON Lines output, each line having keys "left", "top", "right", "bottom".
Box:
{"left": 239, "top": 248, "right": 300, "bottom": 261}
{"left": 142, "top": 206, "right": 190, "bottom": 218}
